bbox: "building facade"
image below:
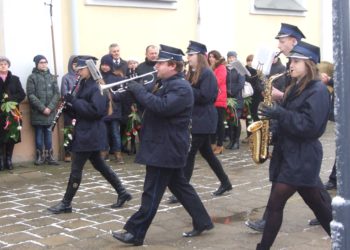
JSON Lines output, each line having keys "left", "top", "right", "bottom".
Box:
{"left": 0, "top": 0, "right": 332, "bottom": 162}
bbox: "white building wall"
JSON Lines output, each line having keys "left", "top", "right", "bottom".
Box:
{"left": 321, "top": 0, "right": 333, "bottom": 62}
{"left": 197, "top": 0, "right": 236, "bottom": 58}
{"left": 2, "top": 0, "right": 63, "bottom": 87}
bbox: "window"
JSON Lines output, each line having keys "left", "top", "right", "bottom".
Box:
{"left": 85, "top": 0, "right": 178, "bottom": 10}
{"left": 251, "top": 0, "right": 307, "bottom": 16}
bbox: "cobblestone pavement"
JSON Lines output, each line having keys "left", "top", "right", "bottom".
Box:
{"left": 0, "top": 123, "right": 336, "bottom": 250}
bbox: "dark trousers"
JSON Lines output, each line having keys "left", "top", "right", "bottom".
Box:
{"left": 124, "top": 166, "right": 212, "bottom": 241}
{"left": 211, "top": 107, "right": 225, "bottom": 146}
{"left": 184, "top": 134, "right": 230, "bottom": 185}
{"left": 64, "top": 151, "right": 124, "bottom": 202}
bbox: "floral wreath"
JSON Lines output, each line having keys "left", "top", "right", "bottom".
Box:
{"left": 0, "top": 94, "right": 22, "bottom": 142}
{"left": 122, "top": 103, "right": 141, "bottom": 145}
{"left": 63, "top": 119, "right": 76, "bottom": 147}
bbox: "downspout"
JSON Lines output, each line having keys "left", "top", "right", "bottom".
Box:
{"left": 71, "top": 0, "right": 79, "bottom": 54}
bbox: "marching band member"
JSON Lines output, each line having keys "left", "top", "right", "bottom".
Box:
{"left": 47, "top": 57, "right": 132, "bottom": 214}
{"left": 112, "top": 45, "right": 213, "bottom": 246}
{"left": 256, "top": 42, "right": 332, "bottom": 249}
{"left": 184, "top": 41, "right": 232, "bottom": 197}
{"left": 246, "top": 23, "right": 333, "bottom": 233}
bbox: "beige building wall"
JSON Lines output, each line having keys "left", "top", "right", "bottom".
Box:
{"left": 199, "top": 0, "right": 322, "bottom": 62}
{"left": 2, "top": 0, "right": 329, "bottom": 163}
{"left": 60, "top": 0, "right": 198, "bottom": 64}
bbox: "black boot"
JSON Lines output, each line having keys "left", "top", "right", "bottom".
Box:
{"left": 47, "top": 176, "right": 80, "bottom": 214}
{"left": 46, "top": 149, "right": 59, "bottom": 165}
{"left": 34, "top": 149, "right": 44, "bottom": 165}
{"left": 111, "top": 191, "right": 132, "bottom": 208}
{"left": 225, "top": 141, "right": 234, "bottom": 149}
{"left": 245, "top": 218, "right": 266, "bottom": 232}
{"left": 4, "top": 143, "right": 15, "bottom": 170}
{"left": 47, "top": 200, "right": 72, "bottom": 214}
{"left": 231, "top": 122, "right": 241, "bottom": 150}
{"left": 104, "top": 171, "right": 132, "bottom": 208}
{"left": 225, "top": 125, "right": 235, "bottom": 149}
{"left": 212, "top": 180, "right": 233, "bottom": 196}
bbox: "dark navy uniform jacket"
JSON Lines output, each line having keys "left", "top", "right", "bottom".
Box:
{"left": 191, "top": 67, "right": 218, "bottom": 134}
{"left": 70, "top": 77, "right": 108, "bottom": 152}
{"left": 130, "top": 73, "right": 194, "bottom": 169}
{"left": 270, "top": 80, "right": 330, "bottom": 187}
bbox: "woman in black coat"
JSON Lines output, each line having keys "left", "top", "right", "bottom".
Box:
{"left": 0, "top": 56, "right": 26, "bottom": 170}
{"left": 256, "top": 42, "right": 332, "bottom": 250}
{"left": 47, "top": 57, "right": 131, "bottom": 214}
{"left": 183, "top": 41, "right": 232, "bottom": 197}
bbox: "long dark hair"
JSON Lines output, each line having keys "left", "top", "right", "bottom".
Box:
{"left": 186, "top": 54, "right": 210, "bottom": 86}
{"left": 208, "top": 50, "right": 226, "bottom": 70}
{"left": 284, "top": 59, "right": 320, "bottom": 98}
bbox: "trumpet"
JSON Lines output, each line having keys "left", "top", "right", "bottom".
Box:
{"left": 100, "top": 70, "right": 157, "bottom": 94}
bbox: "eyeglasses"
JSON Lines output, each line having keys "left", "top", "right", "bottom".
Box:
{"left": 39, "top": 61, "right": 48, "bottom": 64}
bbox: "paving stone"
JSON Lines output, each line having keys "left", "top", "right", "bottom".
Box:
{"left": 0, "top": 123, "right": 336, "bottom": 249}
{"left": 0, "top": 231, "right": 42, "bottom": 245}
{"left": 35, "top": 233, "right": 77, "bottom": 247}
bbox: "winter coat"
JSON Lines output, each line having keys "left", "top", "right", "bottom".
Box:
{"left": 70, "top": 77, "right": 109, "bottom": 152}
{"left": 136, "top": 58, "right": 157, "bottom": 84}
{"left": 269, "top": 58, "right": 287, "bottom": 92}
{"left": 0, "top": 71, "right": 26, "bottom": 143}
{"left": 269, "top": 80, "right": 331, "bottom": 187}
{"left": 61, "top": 55, "right": 79, "bottom": 96}
{"left": 131, "top": 73, "right": 194, "bottom": 168}
{"left": 226, "top": 65, "right": 245, "bottom": 110}
{"left": 112, "top": 57, "right": 128, "bottom": 76}
{"left": 213, "top": 64, "right": 227, "bottom": 108}
{"left": 191, "top": 67, "right": 218, "bottom": 134}
{"left": 26, "top": 68, "right": 60, "bottom": 126}
{"left": 102, "top": 73, "right": 124, "bottom": 122}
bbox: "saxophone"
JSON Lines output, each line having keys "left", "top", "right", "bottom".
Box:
{"left": 247, "top": 72, "right": 286, "bottom": 164}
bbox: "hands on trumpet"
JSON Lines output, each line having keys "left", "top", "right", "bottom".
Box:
{"left": 99, "top": 70, "right": 157, "bottom": 94}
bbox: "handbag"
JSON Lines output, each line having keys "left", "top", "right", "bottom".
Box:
{"left": 242, "top": 81, "right": 254, "bottom": 98}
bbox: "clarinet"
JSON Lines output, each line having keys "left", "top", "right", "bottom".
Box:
{"left": 50, "top": 76, "right": 81, "bottom": 131}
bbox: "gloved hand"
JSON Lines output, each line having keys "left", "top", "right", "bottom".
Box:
{"left": 258, "top": 102, "right": 284, "bottom": 120}
{"left": 127, "top": 80, "right": 143, "bottom": 93}
{"left": 64, "top": 93, "right": 74, "bottom": 106}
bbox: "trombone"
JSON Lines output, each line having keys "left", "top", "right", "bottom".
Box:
{"left": 100, "top": 70, "right": 158, "bottom": 94}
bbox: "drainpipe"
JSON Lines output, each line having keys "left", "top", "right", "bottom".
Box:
{"left": 71, "top": 0, "right": 79, "bottom": 54}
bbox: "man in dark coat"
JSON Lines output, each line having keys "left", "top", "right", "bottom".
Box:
{"left": 109, "top": 43, "right": 128, "bottom": 75}
{"left": 47, "top": 57, "right": 132, "bottom": 214}
{"left": 135, "top": 44, "right": 159, "bottom": 85}
{"left": 112, "top": 45, "right": 213, "bottom": 246}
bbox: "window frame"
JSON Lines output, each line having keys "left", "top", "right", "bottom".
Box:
{"left": 250, "top": 0, "right": 307, "bottom": 17}
{"left": 85, "top": 0, "right": 178, "bottom": 10}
